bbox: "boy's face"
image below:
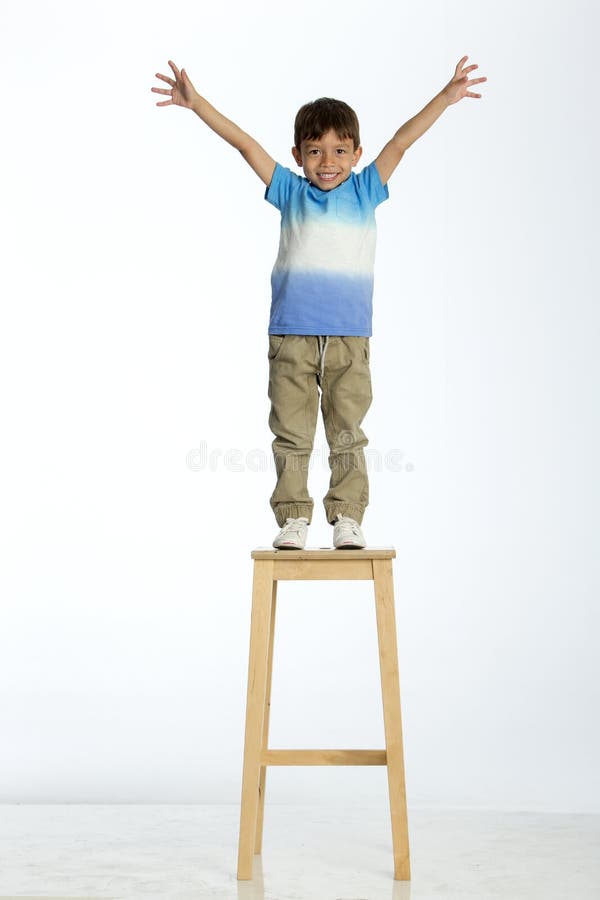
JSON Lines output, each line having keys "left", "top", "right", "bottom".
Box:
{"left": 292, "top": 128, "right": 362, "bottom": 191}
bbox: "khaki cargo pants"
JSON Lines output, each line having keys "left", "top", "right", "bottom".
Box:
{"left": 268, "top": 334, "right": 372, "bottom": 527}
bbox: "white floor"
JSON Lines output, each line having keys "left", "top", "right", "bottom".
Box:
{"left": 0, "top": 804, "right": 598, "bottom": 900}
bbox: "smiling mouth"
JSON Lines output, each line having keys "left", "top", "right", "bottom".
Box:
{"left": 317, "top": 172, "right": 339, "bottom": 181}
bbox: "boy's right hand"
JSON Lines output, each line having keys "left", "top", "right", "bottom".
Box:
{"left": 151, "top": 59, "right": 276, "bottom": 186}
{"left": 152, "top": 60, "right": 198, "bottom": 109}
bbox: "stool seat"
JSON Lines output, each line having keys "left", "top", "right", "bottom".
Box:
{"left": 251, "top": 546, "right": 396, "bottom": 557}
{"left": 237, "top": 545, "right": 410, "bottom": 881}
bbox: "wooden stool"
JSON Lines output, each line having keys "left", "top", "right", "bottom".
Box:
{"left": 237, "top": 547, "right": 410, "bottom": 881}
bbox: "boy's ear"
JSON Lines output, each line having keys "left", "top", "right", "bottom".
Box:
{"left": 291, "top": 146, "right": 303, "bottom": 167}
{"left": 352, "top": 145, "right": 363, "bottom": 166}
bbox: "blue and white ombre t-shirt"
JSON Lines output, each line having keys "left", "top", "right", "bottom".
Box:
{"left": 265, "top": 161, "right": 389, "bottom": 336}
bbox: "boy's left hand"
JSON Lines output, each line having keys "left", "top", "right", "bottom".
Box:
{"left": 444, "top": 56, "right": 487, "bottom": 104}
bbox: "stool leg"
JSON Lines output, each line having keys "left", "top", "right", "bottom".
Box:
{"left": 237, "top": 559, "right": 275, "bottom": 880}
{"left": 255, "top": 580, "right": 277, "bottom": 853}
{"left": 373, "top": 558, "right": 411, "bottom": 881}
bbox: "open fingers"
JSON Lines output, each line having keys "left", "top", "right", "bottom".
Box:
{"left": 155, "top": 72, "right": 175, "bottom": 87}
{"left": 168, "top": 59, "right": 182, "bottom": 80}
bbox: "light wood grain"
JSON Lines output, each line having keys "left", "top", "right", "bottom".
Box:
{"left": 262, "top": 749, "right": 387, "bottom": 766}
{"left": 252, "top": 547, "right": 396, "bottom": 560}
{"left": 373, "top": 558, "right": 411, "bottom": 880}
{"left": 273, "top": 559, "right": 373, "bottom": 580}
{"left": 237, "top": 560, "right": 274, "bottom": 880}
{"left": 254, "top": 580, "right": 277, "bottom": 854}
{"left": 237, "top": 546, "right": 410, "bottom": 881}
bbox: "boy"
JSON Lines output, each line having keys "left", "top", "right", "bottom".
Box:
{"left": 152, "top": 57, "right": 486, "bottom": 549}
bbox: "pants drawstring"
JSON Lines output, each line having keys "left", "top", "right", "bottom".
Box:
{"left": 316, "top": 335, "right": 329, "bottom": 381}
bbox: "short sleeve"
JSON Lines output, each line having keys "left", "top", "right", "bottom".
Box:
{"left": 356, "top": 160, "right": 389, "bottom": 208}
{"left": 265, "top": 163, "right": 296, "bottom": 212}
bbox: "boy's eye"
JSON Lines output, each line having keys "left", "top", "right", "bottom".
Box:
{"left": 336, "top": 149, "right": 347, "bottom": 154}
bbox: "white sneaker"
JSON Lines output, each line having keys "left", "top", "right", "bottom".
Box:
{"left": 333, "top": 514, "right": 366, "bottom": 549}
{"left": 273, "top": 517, "right": 309, "bottom": 550}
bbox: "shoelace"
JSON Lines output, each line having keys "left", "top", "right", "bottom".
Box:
{"left": 280, "top": 517, "right": 308, "bottom": 536}
{"left": 336, "top": 516, "right": 360, "bottom": 537}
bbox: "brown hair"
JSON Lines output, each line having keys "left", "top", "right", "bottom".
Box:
{"left": 294, "top": 97, "right": 360, "bottom": 151}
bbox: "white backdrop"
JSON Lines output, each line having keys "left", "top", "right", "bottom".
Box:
{"left": 1, "top": 0, "right": 598, "bottom": 813}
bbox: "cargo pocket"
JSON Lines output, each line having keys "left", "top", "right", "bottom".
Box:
{"left": 268, "top": 334, "right": 286, "bottom": 360}
{"left": 363, "top": 338, "right": 370, "bottom": 364}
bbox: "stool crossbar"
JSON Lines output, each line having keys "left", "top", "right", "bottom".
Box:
{"left": 237, "top": 547, "right": 410, "bottom": 881}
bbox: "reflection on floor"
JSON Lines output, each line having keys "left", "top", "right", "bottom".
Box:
{"left": 0, "top": 804, "right": 598, "bottom": 899}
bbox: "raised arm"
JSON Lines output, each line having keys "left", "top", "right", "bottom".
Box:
{"left": 152, "top": 60, "right": 276, "bottom": 187}
{"left": 374, "top": 56, "right": 487, "bottom": 186}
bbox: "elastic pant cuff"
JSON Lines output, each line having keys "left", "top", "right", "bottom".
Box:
{"left": 325, "top": 503, "right": 366, "bottom": 526}
{"left": 272, "top": 503, "right": 313, "bottom": 528}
